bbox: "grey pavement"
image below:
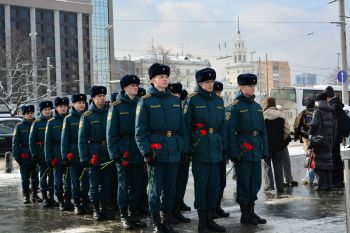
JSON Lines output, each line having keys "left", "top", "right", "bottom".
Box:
{"left": 0, "top": 145, "right": 346, "bottom": 233}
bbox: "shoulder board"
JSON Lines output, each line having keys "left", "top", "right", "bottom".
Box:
{"left": 216, "top": 93, "right": 223, "bottom": 98}
{"left": 16, "top": 122, "right": 22, "bottom": 127}
{"left": 142, "top": 94, "right": 152, "bottom": 99}
{"left": 66, "top": 114, "right": 72, "bottom": 118}
{"left": 34, "top": 119, "right": 41, "bottom": 123}
{"left": 232, "top": 99, "right": 239, "bottom": 105}
{"left": 48, "top": 118, "right": 55, "bottom": 122}
{"left": 171, "top": 93, "right": 180, "bottom": 98}
{"left": 84, "top": 110, "right": 92, "bottom": 116}
{"left": 112, "top": 100, "right": 122, "bottom": 106}
{"left": 189, "top": 92, "right": 198, "bottom": 98}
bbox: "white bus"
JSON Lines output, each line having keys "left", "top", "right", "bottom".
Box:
{"left": 269, "top": 85, "right": 350, "bottom": 131}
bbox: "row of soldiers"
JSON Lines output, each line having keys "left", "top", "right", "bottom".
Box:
{"left": 13, "top": 63, "right": 268, "bottom": 233}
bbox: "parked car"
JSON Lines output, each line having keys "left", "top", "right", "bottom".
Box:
{"left": 0, "top": 118, "right": 21, "bottom": 156}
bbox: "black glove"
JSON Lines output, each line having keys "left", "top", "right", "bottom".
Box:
{"left": 81, "top": 160, "right": 90, "bottom": 168}
{"left": 33, "top": 156, "right": 40, "bottom": 164}
{"left": 15, "top": 158, "right": 22, "bottom": 166}
{"left": 46, "top": 160, "right": 53, "bottom": 168}
{"left": 63, "top": 158, "right": 71, "bottom": 167}
{"left": 113, "top": 157, "right": 123, "bottom": 164}
{"left": 144, "top": 152, "right": 156, "bottom": 167}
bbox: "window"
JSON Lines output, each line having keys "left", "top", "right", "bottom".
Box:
{"left": 69, "top": 27, "right": 77, "bottom": 35}
{"left": 46, "top": 37, "right": 54, "bottom": 46}
{"left": 46, "top": 25, "right": 54, "bottom": 33}
{"left": 19, "top": 8, "right": 29, "bottom": 19}
{"left": 238, "top": 55, "right": 241, "bottom": 62}
{"left": 270, "top": 88, "right": 296, "bottom": 102}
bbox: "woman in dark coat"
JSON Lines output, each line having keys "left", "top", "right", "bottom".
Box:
{"left": 309, "top": 93, "right": 334, "bottom": 191}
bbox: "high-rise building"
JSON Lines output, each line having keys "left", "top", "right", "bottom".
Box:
{"left": 0, "top": 0, "right": 93, "bottom": 96}
{"left": 91, "top": 0, "right": 114, "bottom": 94}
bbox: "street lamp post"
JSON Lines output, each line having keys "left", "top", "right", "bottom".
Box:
{"left": 29, "top": 31, "right": 38, "bottom": 101}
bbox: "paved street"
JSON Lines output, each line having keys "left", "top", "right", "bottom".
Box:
{"left": 0, "top": 144, "right": 347, "bottom": 233}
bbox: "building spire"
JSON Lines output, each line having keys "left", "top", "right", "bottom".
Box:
{"left": 237, "top": 16, "right": 240, "bottom": 34}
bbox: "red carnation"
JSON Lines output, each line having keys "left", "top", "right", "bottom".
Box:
{"left": 196, "top": 123, "right": 204, "bottom": 129}
{"left": 123, "top": 151, "right": 129, "bottom": 159}
{"left": 150, "top": 143, "right": 162, "bottom": 150}
{"left": 199, "top": 129, "right": 207, "bottom": 136}
{"left": 242, "top": 143, "right": 253, "bottom": 151}
{"left": 51, "top": 157, "right": 58, "bottom": 167}
{"left": 21, "top": 153, "right": 29, "bottom": 159}
{"left": 67, "top": 153, "right": 73, "bottom": 161}
{"left": 90, "top": 154, "right": 98, "bottom": 166}
{"left": 121, "top": 161, "right": 129, "bottom": 167}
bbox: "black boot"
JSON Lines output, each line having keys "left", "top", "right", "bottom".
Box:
{"left": 152, "top": 213, "right": 164, "bottom": 233}
{"left": 239, "top": 203, "right": 258, "bottom": 225}
{"left": 57, "top": 195, "right": 67, "bottom": 211}
{"left": 162, "top": 212, "right": 179, "bottom": 233}
{"left": 169, "top": 211, "right": 179, "bottom": 225}
{"left": 64, "top": 196, "right": 74, "bottom": 211}
{"left": 197, "top": 210, "right": 209, "bottom": 233}
{"left": 74, "top": 199, "right": 84, "bottom": 215}
{"left": 120, "top": 207, "right": 134, "bottom": 229}
{"left": 23, "top": 190, "right": 31, "bottom": 204}
{"left": 248, "top": 201, "right": 266, "bottom": 224}
{"left": 216, "top": 204, "right": 230, "bottom": 218}
{"left": 207, "top": 209, "right": 226, "bottom": 232}
{"left": 81, "top": 198, "right": 93, "bottom": 214}
{"left": 179, "top": 201, "right": 191, "bottom": 211}
{"left": 92, "top": 201, "right": 103, "bottom": 221}
{"left": 48, "top": 192, "right": 59, "bottom": 207}
{"left": 101, "top": 200, "right": 115, "bottom": 220}
{"left": 32, "top": 189, "right": 43, "bottom": 203}
{"left": 173, "top": 205, "right": 190, "bottom": 223}
{"left": 42, "top": 192, "right": 51, "bottom": 208}
{"left": 129, "top": 206, "right": 147, "bottom": 228}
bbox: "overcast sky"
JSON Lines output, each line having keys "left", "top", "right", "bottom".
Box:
{"left": 112, "top": 0, "right": 350, "bottom": 82}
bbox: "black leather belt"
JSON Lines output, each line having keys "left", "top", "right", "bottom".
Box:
{"left": 151, "top": 130, "right": 176, "bottom": 137}
{"left": 89, "top": 140, "right": 107, "bottom": 145}
{"left": 237, "top": 130, "right": 259, "bottom": 136}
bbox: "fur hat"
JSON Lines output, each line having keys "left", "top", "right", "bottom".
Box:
{"left": 55, "top": 97, "right": 69, "bottom": 107}
{"left": 21, "top": 105, "right": 35, "bottom": 115}
{"left": 195, "top": 68, "right": 216, "bottom": 83}
{"left": 90, "top": 85, "right": 107, "bottom": 98}
{"left": 237, "top": 73, "right": 257, "bottom": 85}
{"left": 323, "top": 86, "right": 334, "bottom": 98}
{"left": 39, "top": 101, "right": 53, "bottom": 112}
{"left": 120, "top": 74, "right": 140, "bottom": 89}
{"left": 148, "top": 63, "right": 170, "bottom": 79}
{"left": 71, "top": 93, "right": 87, "bottom": 103}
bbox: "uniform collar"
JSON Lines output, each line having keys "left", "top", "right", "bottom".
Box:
{"left": 118, "top": 91, "right": 139, "bottom": 104}
{"left": 88, "top": 102, "right": 108, "bottom": 113}
{"left": 194, "top": 85, "right": 215, "bottom": 99}
{"left": 147, "top": 85, "right": 171, "bottom": 98}
{"left": 235, "top": 91, "right": 255, "bottom": 103}
{"left": 53, "top": 110, "right": 67, "bottom": 119}
{"left": 69, "top": 107, "right": 83, "bottom": 116}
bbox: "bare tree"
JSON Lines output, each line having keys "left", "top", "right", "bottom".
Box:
{"left": 323, "top": 68, "right": 339, "bottom": 85}
{"left": 148, "top": 44, "right": 171, "bottom": 64}
{"left": 0, "top": 30, "right": 58, "bottom": 116}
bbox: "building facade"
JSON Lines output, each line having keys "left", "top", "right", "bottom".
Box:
{"left": 91, "top": 0, "right": 114, "bottom": 94}
{"left": 295, "top": 73, "right": 317, "bottom": 87}
{"left": 0, "top": 0, "right": 93, "bottom": 96}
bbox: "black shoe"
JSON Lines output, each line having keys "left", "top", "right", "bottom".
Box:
{"left": 23, "top": 191, "right": 31, "bottom": 204}
{"left": 120, "top": 207, "right": 134, "bottom": 229}
{"left": 173, "top": 208, "right": 191, "bottom": 223}
{"left": 81, "top": 199, "right": 93, "bottom": 214}
{"left": 48, "top": 193, "right": 59, "bottom": 207}
{"left": 248, "top": 202, "right": 266, "bottom": 224}
{"left": 32, "top": 190, "right": 43, "bottom": 203}
{"left": 129, "top": 206, "right": 147, "bottom": 228}
{"left": 216, "top": 206, "right": 230, "bottom": 218}
{"left": 101, "top": 200, "right": 115, "bottom": 220}
{"left": 64, "top": 198, "right": 74, "bottom": 211}
{"left": 240, "top": 203, "right": 258, "bottom": 225}
{"left": 162, "top": 212, "right": 179, "bottom": 233}
{"left": 207, "top": 209, "right": 226, "bottom": 232}
{"left": 92, "top": 202, "right": 103, "bottom": 221}
{"left": 197, "top": 210, "right": 209, "bottom": 233}
{"left": 264, "top": 186, "right": 275, "bottom": 192}
{"left": 179, "top": 201, "right": 191, "bottom": 211}
{"left": 169, "top": 212, "right": 179, "bottom": 225}
{"left": 74, "top": 200, "right": 84, "bottom": 215}
{"left": 152, "top": 213, "right": 165, "bottom": 233}
{"left": 284, "top": 181, "right": 298, "bottom": 187}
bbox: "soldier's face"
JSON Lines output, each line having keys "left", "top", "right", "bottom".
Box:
{"left": 152, "top": 74, "right": 169, "bottom": 89}
{"left": 56, "top": 105, "right": 68, "bottom": 115}
{"left": 199, "top": 80, "right": 214, "bottom": 92}
{"left": 42, "top": 108, "right": 52, "bottom": 117}
{"left": 73, "top": 101, "right": 86, "bottom": 112}
{"left": 124, "top": 84, "right": 139, "bottom": 96}
{"left": 93, "top": 94, "right": 106, "bottom": 108}
{"left": 240, "top": 85, "right": 256, "bottom": 97}
{"left": 23, "top": 112, "right": 34, "bottom": 120}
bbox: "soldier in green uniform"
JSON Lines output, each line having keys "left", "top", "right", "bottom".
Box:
{"left": 61, "top": 94, "right": 91, "bottom": 215}
{"left": 107, "top": 74, "right": 147, "bottom": 229}
{"left": 79, "top": 86, "right": 114, "bottom": 221}
{"left": 13, "top": 105, "right": 41, "bottom": 204}
{"left": 168, "top": 82, "right": 191, "bottom": 225}
{"left": 45, "top": 97, "right": 73, "bottom": 211}
{"left": 226, "top": 73, "right": 268, "bottom": 225}
{"left": 183, "top": 68, "right": 226, "bottom": 233}
{"left": 30, "top": 101, "right": 56, "bottom": 207}
{"left": 213, "top": 81, "right": 230, "bottom": 219}
{"left": 135, "top": 63, "right": 185, "bottom": 233}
